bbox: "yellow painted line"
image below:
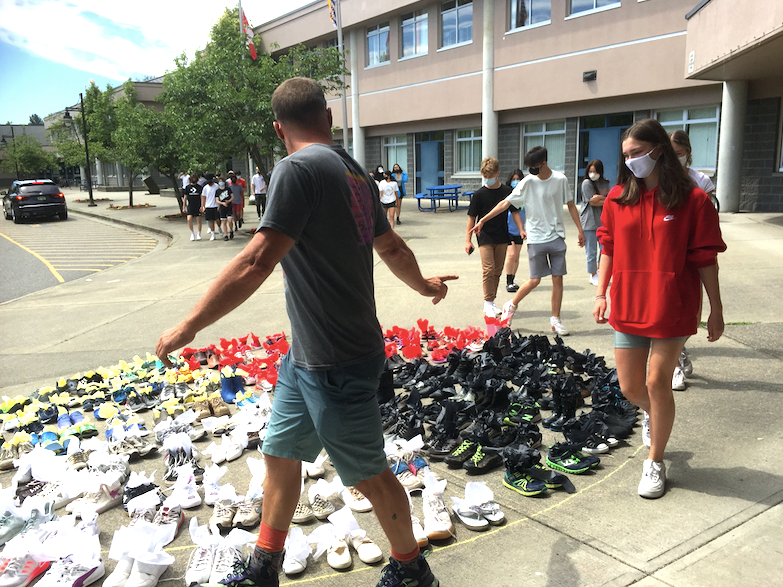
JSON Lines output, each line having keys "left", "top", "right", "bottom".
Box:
{"left": 53, "top": 264, "right": 116, "bottom": 267}
{"left": 56, "top": 268, "right": 102, "bottom": 272}
{"left": 0, "top": 231, "right": 64, "bottom": 283}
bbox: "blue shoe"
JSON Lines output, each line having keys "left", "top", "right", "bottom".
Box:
{"left": 376, "top": 555, "right": 439, "bottom": 587}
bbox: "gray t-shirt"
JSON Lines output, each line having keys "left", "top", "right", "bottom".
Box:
{"left": 259, "top": 143, "right": 390, "bottom": 370}
{"left": 579, "top": 178, "right": 610, "bottom": 231}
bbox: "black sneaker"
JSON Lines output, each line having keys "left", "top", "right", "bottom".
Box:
{"left": 443, "top": 440, "right": 478, "bottom": 469}
{"left": 376, "top": 555, "right": 438, "bottom": 587}
{"left": 221, "top": 547, "right": 281, "bottom": 587}
{"left": 506, "top": 282, "right": 520, "bottom": 292}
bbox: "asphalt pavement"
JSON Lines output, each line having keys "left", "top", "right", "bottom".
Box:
{"left": 0, "top": 187, "right": 781, "bottom": 586}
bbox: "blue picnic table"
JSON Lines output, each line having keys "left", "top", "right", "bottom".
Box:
{"left": 415, "top": 184, "right": 472, "bottom": 212}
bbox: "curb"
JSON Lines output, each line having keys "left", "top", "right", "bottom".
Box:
{"left": 70, "top": 208, "right": 174, "bottom": 241}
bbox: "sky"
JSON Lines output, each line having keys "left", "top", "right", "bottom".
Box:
{"left": 0, "top": 0, "right": 314, "bottom": 125}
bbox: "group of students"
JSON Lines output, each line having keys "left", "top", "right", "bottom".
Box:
{"left": 468, "top": 118, "right": 725, "bottom": 500}
{"left": 372, "top": 164, "right": 407, "bottom": 229}
{"left": 180, "top": 171, "right": 247, "bottom": 242}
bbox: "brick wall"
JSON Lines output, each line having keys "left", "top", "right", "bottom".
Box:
{"left": 365, "top": 137, "right": 382, "bottom": 173}
{"left": 565, "top": 117, "right": 579, "bottom": 196}
{"left": 741, "top": 97, "right": 783, "bottom": 212}
{"left": 499, "top": 123, "right": 521, "bottom": 179}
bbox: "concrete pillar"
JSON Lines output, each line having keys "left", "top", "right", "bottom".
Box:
{"left": 350, "top": 29, "right": 365, "bottom": 167}
{"left": 716, "top": 80, "right": 747, "bottom": 213}
{"left": 95, "top": 160, "right": 104, "bottom": 186}
{"left": 79, "top": 166, "right": 86, "bottom": 186}
{"left": 481, "top": 0, "right": 498, "bottom": 160}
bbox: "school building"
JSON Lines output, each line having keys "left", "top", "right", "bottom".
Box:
{"left": 256, "top": 0, "right": 783, "bottom": 212}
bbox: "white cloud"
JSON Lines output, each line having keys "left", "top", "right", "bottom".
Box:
{"left": 0, "top": 0, "right": 312, "bottom": 81}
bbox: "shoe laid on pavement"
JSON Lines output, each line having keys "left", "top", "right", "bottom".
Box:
{"left": 153, "top": 504, "right": 185, "bottom": 544}
{"left": 342, "top": 486, "right": 372, "bottom": 512}
{"left": 36, "top": 556, "right": 105, "bottom": 587}
{"left": 421, "top": 488, "right": 453, "bottom": 541}
{"left": 349, "top": 532, "right": 383, "bottom": 564}
{"left": 309, "top": 494, "right": 335, "bottom": 520}
{"left": 375, "top": 554, "right": 439, "bottom": 587}
{"left": 67, "top": 482, "right": 122, "bottom": 517}
{"left": 209, "top": 542, "right": 243, "bottom": 584}
{"left": 502, "top": 468, "right": 547, "bottom": 496}
{"left": 641, "top": 411, "right": 651, "bottom": 448}
{"left": 185, "top": 544, "right": 214, "bottom": 586}
{"left": 501, "top": 300, "right": 517, "bottom": 322}
{"left": 389, "top": 457, "right": 423, "bottom": 490}
{"left": 233, "top": 495, "right": 263, "bottom": 530}
{"left": 672, "top": 366, "right": 687, "bottom": 391}
{"left": 0, "top": 511, "right": 25, "bottom": 546}
{"left": 102, "top": 555, "right": 134, "bottom": 587}
{"left": 638, "top": 459, "right": 666, "bottom": 499}
{"left": 282, "top": 527, "right": 310, "bottom": 575}
{"left": 210, "top": 499, "right": 237, "bottom": 530}
{"left": 291, "top": 499, "right": 314, "bottom": 524}
{"left": 451, "top": 503, "right": 489, "bottom": 531}
{"left": 0, "top": 556, "right": 51, "bottom": 587}
{"left": 550, "top": 316, "right": 570, "bottom": 336}
{"left": 124, "top": 559, "right": 169, "bottom": 587}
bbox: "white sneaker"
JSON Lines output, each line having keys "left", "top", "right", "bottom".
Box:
{"left": 38, "top": 556, "right": 105, "bottom": 587}
{"left": 589, "top": 273, "right": 599, "bottom": 286}
{"left": 410, "top": 513, "right": 428, "bottom": 547}
{"left": 483, "top": 301, "right": 499, "bottom": 318}
{"left": 195, "top": 233, "right": 201, "bottom": 241}
{"left": 208, "top": 543, "right": 242, "bottom": 584}
{"left": 102, "top": 555, "right": 133, "bottom": 587}
{"left": 421, "top": 489, "right": 454, "bottom": 540}
{"left": 124, "top": 559, "right": 168, "bottom": 587}
{"left": 282, "top": 528, "right": 310, "bottom": 575}
{"left": 550, "top": 316, "right": 570, "bottom": 336}
{"left": 341, "top": 486, "right": 372, "bottom": 513}
{"left": 0, "top": 556, "right": 51, "bottom": 587}
{"left": 501, "top": 300, "right": 517, "bottom": 322}
{"left": 638, "top": 459, "right": 666, "bottom": 499}
{"left": 641, "top": 411, "right": 651, "bottom": 448}
{"left": 184, "top": 544, "right": 214, "bottom": 586}
{"left": 190, "top": 233, "right": 195, "bottom": 241}
{"left": 672, "top": 366, "right": 687, "bottom": 391}
{"left": 679, "top": 348, "right": 693, "bottom": 376}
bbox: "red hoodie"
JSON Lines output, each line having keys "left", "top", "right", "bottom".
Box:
{"left": 597, "top": 185, "right": 726, "bottom": 338}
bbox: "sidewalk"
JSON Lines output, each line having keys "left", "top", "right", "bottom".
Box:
{"left": 1, "top": 187, "right": 781, "bottom": 586}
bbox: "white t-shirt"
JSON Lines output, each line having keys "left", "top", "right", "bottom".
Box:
{"left": 688, "top": 168, "right": 715, "bottom": 194}
{"left": 506, "top": 170, "right": 572, "bottom": 244}
{"left": 202, "top": 183, "right": 219, "bottom": 208}
{"left": 378, "top": 179, "right": 398, "bottom": 204}
{"left": 252, "top": 173, "right": 267, "bottom": 194}
{"left": 180, "top": 173, "right": 189, "bottom": 189}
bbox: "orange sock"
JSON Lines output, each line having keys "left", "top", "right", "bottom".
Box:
{"left": 391, "top": 546, "right": 420, "bottom": 563}
{"left": 255, "top": 522, "right": 287, "bottom": 553}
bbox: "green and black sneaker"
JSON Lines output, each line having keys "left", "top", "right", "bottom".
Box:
{"left": 503, "top": 468, "right": 547, "bottom": 496}
{"left": 545, "top": 442, "right": 599, "bottom": 475}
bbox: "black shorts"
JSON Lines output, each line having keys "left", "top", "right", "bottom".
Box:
{"left": 509, "top": 235, "right": 524, "bottom": 245}
{"left": 186, "top": 196, "right": 201, "bottom": 217}
{"left": 204, "top": 207, "right": 220, "bottom": 221}
{"left": 219, "top": 204, "right": 232, "bottom": 219}
{"left": 381, "top": 201, "right": 396, "bottom": 209}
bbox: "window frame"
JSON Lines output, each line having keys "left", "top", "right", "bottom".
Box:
{"left": 400, "top": 10, "right": 428, "bottom": 60}
{"left": 383, "top": 135, "right": 408, "bottom": 172}
{"left": 565, "top": 0, "right": 621, "bottom": 20}
{"left": 521, "top": 120, "right": 567, "bottom": 173}
{"left": 778, "top": 100, "right": 783, "bottom": 173}
{"left": 366, "top": 21, "right": 390, "bottom": 68}
{"left": 654, "top": 105, "right": 721, "bottom": 173}
{"left": 440, "top": 0, "right": 473, "bottom": 50}
{"left": 454, "top": 127, "right": 483, "bottom": 175}
{"left": 507, "top": 0, "right": 552, "bottom": 32}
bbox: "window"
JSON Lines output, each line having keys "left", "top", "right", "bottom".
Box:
{"left": 656, "top": 106, "right": 720, "bottom": 171}
{"left": 456, "top": 128, "right": 482, "bottom": 173}
{"left": 367, "top": 22, "right": 390, "bottom": 66}
{"left": 383, "top": 135, "right": 407, "bottom": 171}
{"left": 441, "top": 0, "right": 472, "bottom": 48}
{"left": 401, "top": 11, "right": 428, "bottom": 58}
{"left": 523, "top": 120, "right": 566, "bottom": 172}
{"left": 509, "top": 0, "right": 551, "bottom": 29}
{"left": 569, "top": 0, "right": 620, "bottom": 15}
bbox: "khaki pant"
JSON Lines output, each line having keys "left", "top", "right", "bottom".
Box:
{"left": 479, "top": 242, "right": 508, "bottom": 302}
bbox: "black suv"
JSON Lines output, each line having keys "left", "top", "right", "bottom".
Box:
{"left": 2, "top": 179, "right": 68, "bottom": 223}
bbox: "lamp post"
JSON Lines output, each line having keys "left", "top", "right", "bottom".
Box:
{"left": 63, "top": 93, "right": 96, "bottom": 207}
{"left": 1, "top": 126, "right": 20, "bottom": 180}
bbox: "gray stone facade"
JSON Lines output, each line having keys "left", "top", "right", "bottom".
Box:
{"left": 741, "top": 97, "right": 783, "bottom": 212}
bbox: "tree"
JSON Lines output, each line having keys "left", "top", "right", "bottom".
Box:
{"left": 48, "top": 119, "right": 87, "bottom": 170}
{"left": 28, "top": 114, "right": 44, "bottom": 126}
{"left": 113, "top": 81, "right": 148, "bottom": 206}
{"left": 0, "top": 135, "right": 57, "bottom": 177}
{"left": 159, "top": 7, "right": 346, "bottom": 175}
{"left": 82, "top": 81, "right": 118, "bottom": 166}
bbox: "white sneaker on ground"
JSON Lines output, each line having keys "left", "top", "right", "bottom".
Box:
{"left": 421, "top": 489, "right": 454, "bottom": 540}
{"left": 209, "top": 234, "right": 215, "bottom": 241}
{"left": 208, "top": 542, "right": 242, "bottom": 584}
{"left": 184, "top": 544, "right": 214, "bottom": 586}
{"left": 483, "top": 301, "right": 499, "bottom": 318}
{"left": 638, "top": 459, "right": 666, "bottom": 499}
{"left": 550, "top": 316, "right": 570, "bottom": 336}
{"left": 102, "top": 555, "right": 133, "bottom": 587}
{"left": 672, "top": 366, "right": 687, "bottom": 391}
{"left": 38, "top": 557, "right": 105, "bottom": 587}
{"left": 124, "top": 559, "right": 168, "bottom": 587}
{"left": 195, "top": 233, "right": 201, "bottom": 241}
{"left": 190, "top": 233, "right": 195, "bottom": 241}
{"left": 501, "top": 300, "right": 517, "bottom": 322}
{"left": 589, "top": 273, "right": 599, "bottom": 286}
{"left": 679, "top": 348, "right": 693, "bottom": 377}
{"left": 641, "top": 411, "right": 651, "bottom": 448}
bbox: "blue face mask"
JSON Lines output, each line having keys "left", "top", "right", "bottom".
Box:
{"left": 510, "top": 180, "right": 520, "bottom": 188}
{"left": 218, "top": 182, "right": 225, "bottom": 188}
{"left": 482, "top": 177, "right": 498, "bottom": 187}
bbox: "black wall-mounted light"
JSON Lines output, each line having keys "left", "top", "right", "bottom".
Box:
{"left": 583, "top": 70, "right": 597, "bottom": 82}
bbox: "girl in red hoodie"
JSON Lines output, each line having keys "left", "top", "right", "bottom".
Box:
{"left": 593, "top": 119, "right": 726, "bottom": 499}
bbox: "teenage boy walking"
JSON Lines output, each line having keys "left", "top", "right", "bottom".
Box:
{"left": 472, "top": 146, "right": 585, "bottom": 335}
{"left": 156, "top": 77, "right": 453, "bottom": 587}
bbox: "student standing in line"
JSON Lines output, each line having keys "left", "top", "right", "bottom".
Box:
{"left": 593, "top": 119, "right": 725, "bottom": 499}
{"left": 183, "top": 174, "right": 203, "bottom": 241}
{"left": 201, "top": 174, "right": 220, "bottom": 241}
{"left": 228, "top": 171, "right": 245, "bottom": 231}
{"left": 378, "top": 171, "right": 399, "bottom": 230}
{"left": 503, "top": 168, "right": 527, "bottom": 292}
{"left": 392, "top": 163, "right": 407, "bottom": 225}
{"left": 252, "top": 167, "right": 268, "bottom": 220}
{"left": 217, "top": 179, "right": 234, "bottom": 241}
{"left": 472, "top": 147, "right": 585, "bottom": 335}
{"left": 580, "top": 159, "right": 610, "bottom": 286}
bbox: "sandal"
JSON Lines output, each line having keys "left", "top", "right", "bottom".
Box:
{"left": 452, "top": 503, "right": 489, "bottom": 531}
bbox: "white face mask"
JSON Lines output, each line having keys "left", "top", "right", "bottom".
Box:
{"left": 625, "top": 149, "right": 658, "bottom": 179}
{"left": 588, "top": 172, "right": 600, "bottom": 182}
{"left": 678, "top": 155, "right": 688, "bottom": 168}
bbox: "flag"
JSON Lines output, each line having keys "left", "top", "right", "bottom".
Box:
{"left": 327, "top": 0, "right": 337, "bottom": 27}
{"left": 241, "top": 9, "right": 257, "bottom": 59}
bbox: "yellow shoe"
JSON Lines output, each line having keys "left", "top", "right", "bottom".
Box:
{"left": 96, "top": 403, "right": 119, "bottom": 420}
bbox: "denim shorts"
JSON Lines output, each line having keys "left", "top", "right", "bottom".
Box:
{"left": 262, "top": 353, "right": 387, "bottom": 487}
{"left": 613, "top": 330, "right": 688, "bottom": 349}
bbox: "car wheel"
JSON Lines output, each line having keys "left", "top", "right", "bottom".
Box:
{"left": 3, "top": 205, "right": 10, "bottom": 221}
{"left": 59, "top": 210, "right": 68, "bottom": 221}
{"left": 11, "top": 206, "right": 20, "bottom": 224}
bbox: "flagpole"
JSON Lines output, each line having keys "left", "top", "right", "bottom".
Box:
{"left": 335, "top": 0, "right": 350, "bottom": 154}
{"left": 238, "top": 0, "right": 244, "bottom": 34}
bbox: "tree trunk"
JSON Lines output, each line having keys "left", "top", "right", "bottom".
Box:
{"left": 249, "top": 144, "right": 268, "bottom": 177}
{"left": 167, "top": 170, "right": 184, "bottom": 213}
{"left": 128, "top": 168, "right": 134, "bottom": 207}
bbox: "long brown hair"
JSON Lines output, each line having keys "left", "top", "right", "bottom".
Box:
{"left": 615, "top": 119, "right": 694, "bottom": 210}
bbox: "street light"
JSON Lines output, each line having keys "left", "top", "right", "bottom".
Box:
{"left": 63, "top": 93, "right": 96, "bottom": 207}
{"left": 1, "top": 126, "right": 20, "bottom": 180}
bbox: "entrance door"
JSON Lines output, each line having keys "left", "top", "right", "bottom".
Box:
{"left": 578, "top": 113, "right": 633, "bottom": 192}
{"left": 415, "top": 132, "right": 444, "bottom": 193}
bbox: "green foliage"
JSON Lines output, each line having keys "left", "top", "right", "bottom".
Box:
{"left": 82, "top": 81, "right": 118, "bottom": 163}
{"left": 28, "top": 114, "right": 44, "bottom": 126}
{"left": 47, "top": 120, "right": 86, "bottom": 169}
{"left": 159, "top": 7, "right": 347, "bottom": 173}
{"left": 0, "top": 135, "right": 57, "bottom": 175}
